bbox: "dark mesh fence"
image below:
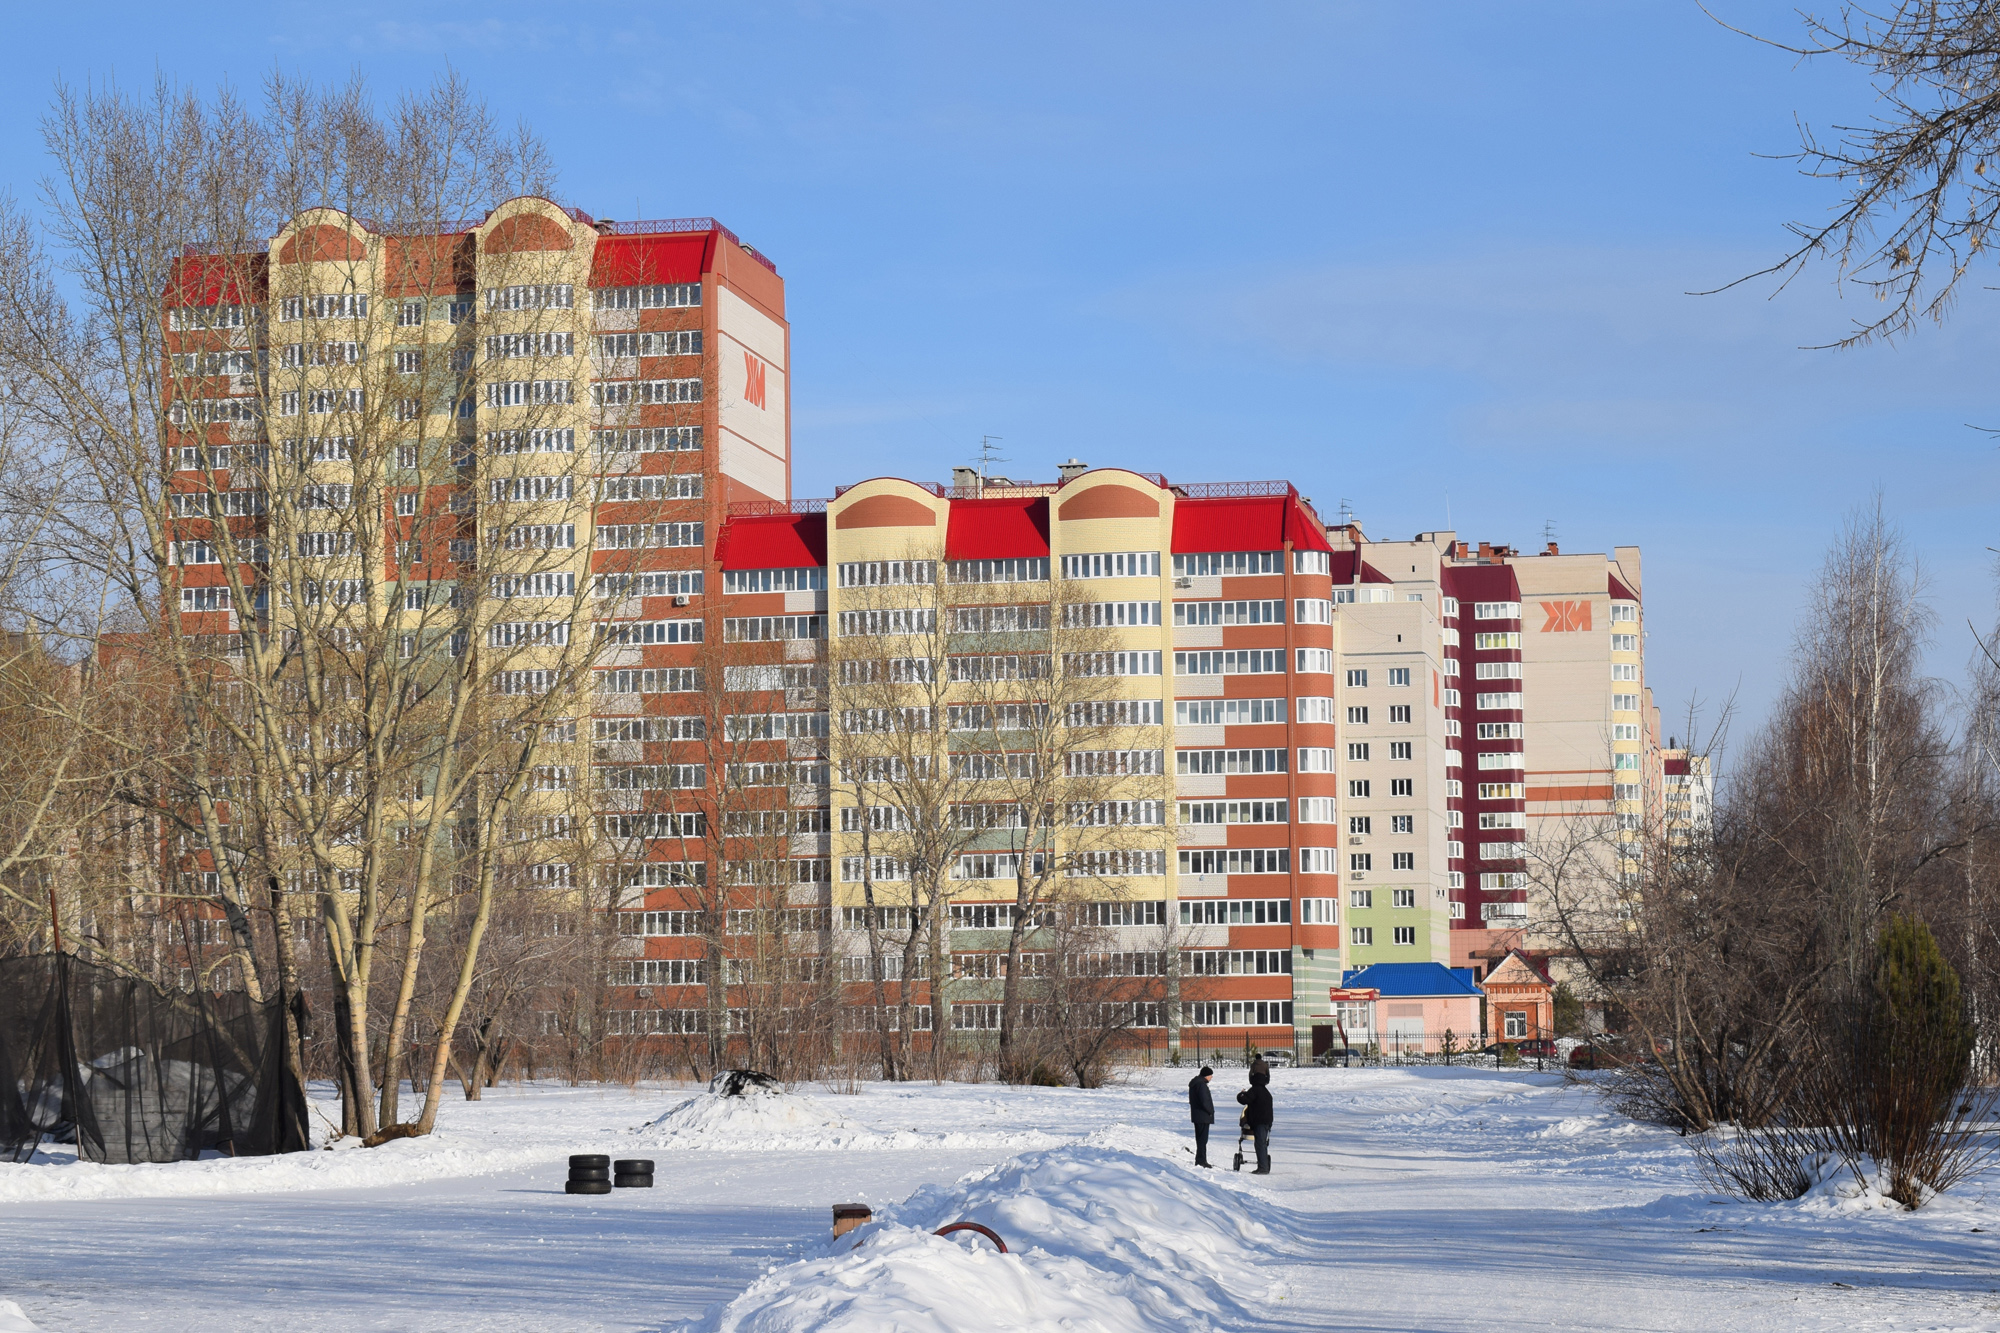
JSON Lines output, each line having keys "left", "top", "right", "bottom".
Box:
{"left": 0, "top": 955, "right": 308, "bottom": 1163}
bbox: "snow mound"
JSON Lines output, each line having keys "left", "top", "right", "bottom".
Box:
{"left": 639, "top": 1088, "right": 871, "bottom": 1150}
{"left": 633, "top": 1089, "right": 1067, "bottom": 1154}
{"left": 0, "top": 1300, "right": 46, "bottom": 1333}
{"left": 1796, "top": 1154, "right": 1915, "bottom": 1215}
{"left": 676, "top": 1144, "right": 1293, "bottom": 1331}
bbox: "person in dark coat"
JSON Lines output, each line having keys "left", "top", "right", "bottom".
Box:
{"left": 1187, "top": 1066, "right": 1215, "bottom": 1167}
{"left": 1236, "top": 1057, "right": 1274, "bottom": 1174}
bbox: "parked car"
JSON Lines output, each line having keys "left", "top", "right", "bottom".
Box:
{"left": 1481, "top": 1039, "right": 1558, "bottom": 1059}
{"left": 1568, "top": 1037, "right": 1635, "bottom": 1069}
{"left": 1259, "top": 1048, "right": 1294, "bottom": 1068}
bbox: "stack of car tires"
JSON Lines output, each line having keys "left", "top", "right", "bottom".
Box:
{"left": 613, "top": 1158, "right": 654, "bottom": 1189}
{"left": 565, "top": 1154, "right": 611, "bottom": 1195}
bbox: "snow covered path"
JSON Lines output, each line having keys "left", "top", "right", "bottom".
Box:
{"left": 0, "top": 1067, "right": 1994, "bottom": 1331}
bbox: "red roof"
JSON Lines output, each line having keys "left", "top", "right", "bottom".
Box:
{"left": 715, "top": 514, "right": 826, "bottom": 570}
{"left": 164, "top": 253, "right": 266, "bottom": 307}
{"left": 1609, "top": 573, "right": 1639, "bottom": 602}
{"left": 589, "top": 233, "right": 713, "bottom": 288}
{"left": 946, "top": 497, "right": 1050, "bottom": 560}
{"left": 1171, "top": 493, "right": 1331, "bottom": 555}
{"left": 1664, "top": 756, "right": 1689, "bottom": 777}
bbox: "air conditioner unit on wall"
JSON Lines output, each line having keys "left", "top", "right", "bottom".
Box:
{"left": 673, "top": 594, "right": 691, "bottom": 606}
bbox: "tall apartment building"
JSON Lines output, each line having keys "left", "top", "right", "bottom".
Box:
{"left": 164, "top": 197, "right": 1654, "bottom": 1053}
{"left": 1327, "top": 531, "right": 1660, "bottom": 980}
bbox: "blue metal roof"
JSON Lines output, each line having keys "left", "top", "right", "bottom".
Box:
{"left": 1339, "top": 962, "right": 1484, "bottom": 997}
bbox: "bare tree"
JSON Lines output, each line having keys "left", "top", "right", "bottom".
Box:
{"left": 1716, "top": 1, "right": 2000, "bottom": 345}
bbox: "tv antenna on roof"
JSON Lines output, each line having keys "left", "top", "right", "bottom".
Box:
{"left": 1543, "top": 519, "right": 1558, "bottom": 546}
{"left": 977, "top": 434, "right": 1006, "bottom": 480}
{"left": 1338, "top": 498, "right": 1354, "bottom": 527}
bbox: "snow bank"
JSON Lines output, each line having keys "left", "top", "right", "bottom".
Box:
{"left": 0, "top": 1300, "right": 46, "bottom": 1333}
{"left": 676, "top": 1144, "right": 1292, "bottom": 1331}
{"left": 633, "top": 1088, "right": 1063, "bottom": 1154}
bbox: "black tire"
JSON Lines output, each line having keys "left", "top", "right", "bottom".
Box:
{"left": 613, "top": 1159, "right": 655, "bottom": 1175}
{"left": 564, "top": 1179, "right": 612, "bottom": 1195}
{"left": 569, "top": 1154, "right": 610, "bottom": 1170}
{"left": 613, "top": 1174, "right": 654, "bottom": 1188}
{"left": 568, "top": 1168, "right": 610, "bottom": 1183}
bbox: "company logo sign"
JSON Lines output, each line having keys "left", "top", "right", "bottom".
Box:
{"left": 743, "top": 352, "right": 768, "bottom": 410}
{"left": 1539, "top": 600, "right": 1592, "bottom": 633}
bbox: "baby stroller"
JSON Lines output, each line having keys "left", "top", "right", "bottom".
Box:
{"left": 1230, "top": 1109, "right": 1251, "bottom": 1171}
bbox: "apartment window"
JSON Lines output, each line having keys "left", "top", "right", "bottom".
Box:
{"left": 1293, "top": 550, "right": 1330, "bottom": 576}
{"left": 1348, "top": 780, "right": 1370, "bottom": 798}
{"left": 1175, "top": 599, "right": 1284, "bottom": 627}
{"left": 1176, "top": 748, "right": 1286, "bottom": 775}
{"left": 1474, "top": 602, "right": 1521, "bottom": 620}
{"left": 1387, "top": 667, "right": 1410, "bottom": 686}
{"left": 1060, "top": 551, "right": 1157, "bottom": 579}
{"left": 1610, "top": 603, "right": 1637, "bottom": 623}
{"left": 1613, "top": 723, "right": 1641, "bottom": 741}
{"left": 1477, "top": 722, "right": 1524, "bottom": 740}
{"left": 1173, "top": 551, "right": 1281, "bottom": 577}
{"left": 1613, "top": 693, "right": 1641, "bottom": 712}
{"left": 598, "top": 474, "right": 702, "bottom": 502}
{"left": 593, "top": 427, "right": 701, "bottom": 455}
{"left": 484, "top": 283, "right": 573, "bottom": 312}
{"left": 1299, "top": 797, "right": 1338, "bottom": 823}
{"left": 1349, "top": 816, "right": 1372, "bottom": 835}
{"left": 1391, "top": 853, "right": 1415, "bottom": 871}
{"left": 1612, "top": 633, "right": 1639, "bottom": 652}
{"left": 1474, "top": 632, "right": 1521, "bottom": 650}
{"left": 1389, "top": 742, "right": 1412, "bottom": 760}
{"left": 1393, "top": 926, "right": 1416, "bottom": 946}
{"left": 487, "top": 331, "right": 576, "bottom": 360}
{"left": 593, "top": 283, "right": 701, "bottom": 310}
{"left": 591, "top": 378, "right": 701, "bottom": 406}
{"left": 1347, "top": 742, "right": 1370, "bottom": 762}
{"left": 1477, "top": 690, "right": 1523, "bottom": 711}
{"left": 1346, "top": 706, "right": 1368, "bottom": 725}
{"left": 393, "top": 350, "right": 423, "bottom": 375}
{"left": 1612, "top": 663, "right": 1638, "bottom": 681}
{"left": 1389, "top": 705, "right": 1411, "bottom": 723}
{"left": 593, "top": 330, "right": 702, "bottom": 358}
{"left": 1350, "top": 890, "right": 1372, "bottom": 908}
{"left": 1390, "top": 778, "right": 1414, "bottom": 797}
{"left": 1065, "top": 600, "right": 1160, "bottom": 628}
{"left": 488, "top": 379, "right": 574, "bottom": 407}
{"left": 393, "top": 493, "right": 418, "bottom": 517}
{"left": 1175, "top": 648, "right": 1284, "bottom": 676}
{"left": 1392, "top": 888, "right": 1416, "bottom": 908}
{"left": 1178, "top": 698, "right": 1285, "bottom": 726}
{"left": 1300, "top": 897, "right": 1337, "bottom": 924}
{"left": 1298, "top": 747, "right": 1336, "bottom": 772}
{"left": 1350, "top": 853, "right": 1372, "bottom": 872}
{"left": 1345, "top": 669, "right": 1368, "bottom": 688}
{"left": 1294, "top": 597, "right": 1334, "bottom": 624}
{"left": 1441, "top": 597, "right": 1459, "bottom": 617}
{"left": 1450, "top": 901, "right": 1465, "bottom": 919}
{"left": 1351, "top": 927, "right": 1374, "bottom": 946}
{"left": 722, "top": 567, "right": 825, "bottom": 593}
{"left": 1391, "top": 815, "right": 1414, "bottom": 834}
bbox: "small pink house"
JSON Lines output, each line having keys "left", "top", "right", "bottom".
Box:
{"left": 1331, "top": 963, "right": 1485, "bottom": 1054}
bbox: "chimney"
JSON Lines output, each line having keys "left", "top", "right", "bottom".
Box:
{"left": 1058, "top": 458, "right": 1088, "bottom": 483}
{"left": 952, "top": 466, "right": 981, "bottom": 496}
{"left": 1453, "top": 541, "right": 1469, "bottom": 560}
{"left": 1543, "top": 541, "right": 1559, "bottom": 556}
{"left": 594, "top": 220, "right": 615, "bottom": 236}
{"left": 1477, "top": 541, "right": 1493, "bottom": 560}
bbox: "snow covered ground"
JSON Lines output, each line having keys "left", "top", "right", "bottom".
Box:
{"left": 0, "top": 1066, "right": 1994, "bottom": 1331}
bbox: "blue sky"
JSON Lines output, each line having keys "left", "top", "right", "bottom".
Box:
{"left": 5, "top": 2, "right": 1996, "bottom": 740}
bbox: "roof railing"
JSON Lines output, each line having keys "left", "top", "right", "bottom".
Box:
{"left": 1173, "top": 480, "right": 1294, "bottom": 500}
{"left": 727, "top": 498, "right": 829, "bottom": 517}
{"left": 598, "top": 217, "right": 780, "bottom": 274}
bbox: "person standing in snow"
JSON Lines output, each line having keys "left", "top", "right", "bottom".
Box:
{"left": 1187, "top": 1066, "right": 1215, "bottom": 1167}
{"left": 1236, "top": 1057, "right": 1274, "bottom": 1174}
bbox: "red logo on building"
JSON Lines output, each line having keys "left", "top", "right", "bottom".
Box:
{"left": 743, "top": 352, "right": 768, "bottom": 409}
{"left": 1539, "top": 600, "right": 1592, "bottom": 633}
